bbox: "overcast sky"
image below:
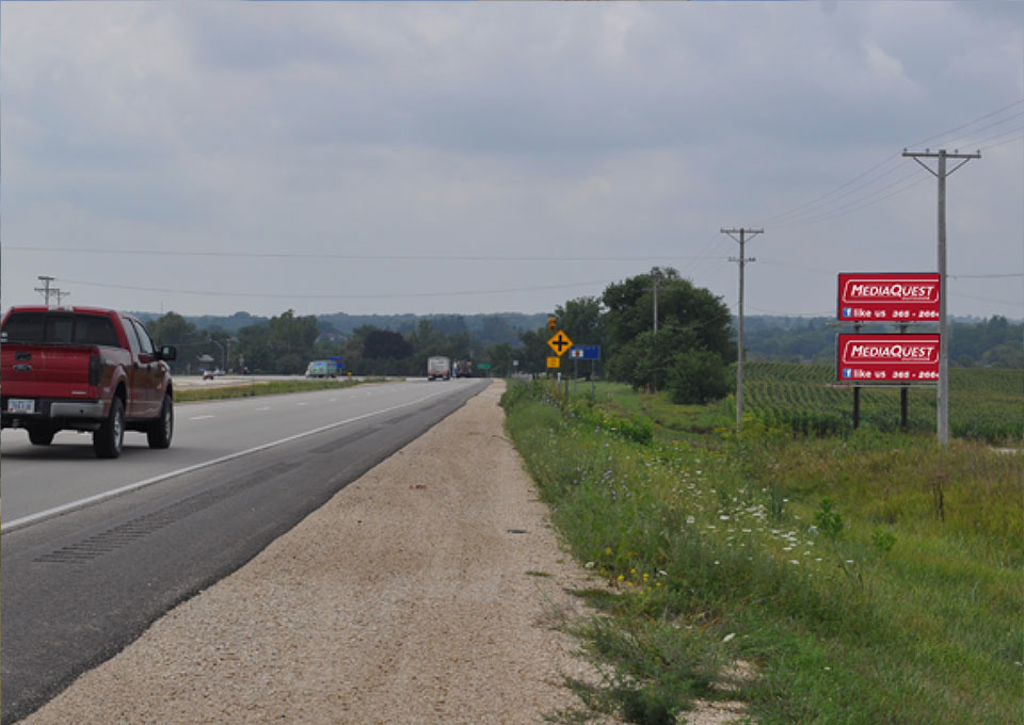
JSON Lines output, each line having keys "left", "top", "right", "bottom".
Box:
{"left": 2, "top": 2, "right": 1022, "bottom": 323}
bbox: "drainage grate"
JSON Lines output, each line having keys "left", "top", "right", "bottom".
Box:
{"left": 34, "top": 461, "right": 301, "bottom": 564}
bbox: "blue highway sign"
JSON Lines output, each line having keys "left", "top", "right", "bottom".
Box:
{"left": 569, "top": 345, "right": 601, "bottom": 360}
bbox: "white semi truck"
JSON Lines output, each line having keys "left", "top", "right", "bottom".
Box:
{"left": 427, "top": 356, "right": 451, "bottom": 381}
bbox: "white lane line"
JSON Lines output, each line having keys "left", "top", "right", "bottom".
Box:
{"left": 190, "top": 415, "right": 215, "bottom": 421}
{"left": 296, "top": 402, "right": 308, "bottom": 407}
{"left": 2, "top": 383, "right": 482, "bottom": 533}
{"left": 255, "top": 406, "right": 272, "bottom": 412}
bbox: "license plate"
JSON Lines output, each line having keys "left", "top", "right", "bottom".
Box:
{"left": 7, "top": 399, "right": 35, "bottom": 414}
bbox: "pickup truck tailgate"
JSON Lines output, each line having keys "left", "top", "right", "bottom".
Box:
{"left": 2, "top": 344, "right": 98, "bottom": 400}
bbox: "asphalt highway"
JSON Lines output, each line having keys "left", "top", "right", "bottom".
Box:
{"left": 0, "top": 378, "right": 489, "bottom": 724}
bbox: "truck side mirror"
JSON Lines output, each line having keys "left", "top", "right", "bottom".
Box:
{"left": 157, "top": 345, "right": 177, "bottom": 361}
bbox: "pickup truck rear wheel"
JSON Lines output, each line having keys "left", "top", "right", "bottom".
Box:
{"left": 147, "top": 394, "right": 174, "bottom": 449}
{"left": 93, "top": 397, "right": 125, "bottom": 459}
{"left": 27, "top": 427, "right": 55, "bottom": 446}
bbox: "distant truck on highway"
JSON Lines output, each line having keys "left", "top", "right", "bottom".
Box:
{"left": 1, "top": 306, "right": 178, "bottom": 458}
{"left": 427, "top": 356, "right": 451, "bottom": 381}
{"left": 305, "top": 357, "right": 345, "bottom": 378}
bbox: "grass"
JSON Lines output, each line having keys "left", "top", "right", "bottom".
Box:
{"left": 174, "top": 377, "right": 387, "bottom": 403}
{"left": 501, "top": 379, "right": 1023, "bottom": 725}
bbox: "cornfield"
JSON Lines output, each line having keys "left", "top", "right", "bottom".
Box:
{"left": 718, "top": 361, "right": 1023, "bottom": 444}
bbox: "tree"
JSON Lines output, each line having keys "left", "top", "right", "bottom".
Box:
{"left": 667, "top": 348, "right": 733, "bottom": 404}
{"left": 363, "top": 330, "right": 413, "bottom": 360}
{"left": 517, "top": 328, "right": 553, "bottom": 374}
{"left": 234, "top": 309, "right": 319, "bottom": 374}
{"left": 145, "top": 312, "right": 200, "bottom": 347}
{"left": 485, "top": 343, "right": 516, "bottom": 377}
{"left": 602, "top": 269, "right": 734, "bottom": 390}
{"left": 554, "top": 296, "right": 606, "bottom": 349}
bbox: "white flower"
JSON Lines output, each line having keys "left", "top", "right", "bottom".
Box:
{"left": 722, "top": 633, "right": 736, "bottom": 643}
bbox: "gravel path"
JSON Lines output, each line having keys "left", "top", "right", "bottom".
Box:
{"left": 20, "top": 380, "right": 605, "bottom": 724}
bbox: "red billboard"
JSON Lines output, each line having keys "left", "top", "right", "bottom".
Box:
{"left": 838, "top": 273, "right": 940, "bottom": 322}
{"left": 837, "top": 333, "right": 941, "bottom": 383}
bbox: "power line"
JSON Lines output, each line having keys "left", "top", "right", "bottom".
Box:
{"left": 54, "top": 277, "right": 617, "bottom": 300}
{"left": 758, "top": 99, "right": 1023, "bottom": 230}
{"left": 774, "top": 169, "right": 930, "bottom": 228}
{"left": 3, "top": 246, "right": 724, "bottom": 263}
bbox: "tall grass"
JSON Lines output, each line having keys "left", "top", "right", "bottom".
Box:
{"left": 503, "top": 380, "right": 1023, "bottom": 725}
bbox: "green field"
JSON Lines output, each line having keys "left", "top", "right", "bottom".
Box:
{"left": 502, "top": 378, "right": 1023, "bottom": 725}
{"left": 734, "top": 362, "right": 1024, "bottom": 443}
{"left": 592, "top": 362, "right": 1022, "bottom": 444}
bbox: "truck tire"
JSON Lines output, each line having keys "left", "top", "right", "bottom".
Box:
{"left": 147, "top": 394, "right": 174, "bottom": 449}
{"left": 28, "top": 427, "right": 55, "bottom": 446}
{"left": 93, "top": 397, "right": 125, "bottom": 459}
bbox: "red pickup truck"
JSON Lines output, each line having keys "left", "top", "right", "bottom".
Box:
{"left": 1, "top": 306, "right": 177, "bottom": 458}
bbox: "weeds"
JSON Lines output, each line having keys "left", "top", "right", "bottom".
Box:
{"left": 503, "top": 380, "right": 1024, "bottom": 725}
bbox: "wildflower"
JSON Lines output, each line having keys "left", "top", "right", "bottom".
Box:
{"left": 789, "top": 560, "right": 800, "bottom": 565}
{"left": 585, "top": 561, "right": 596, "bottom": 569}
{"left": 722, "top": 633, "right": 736, "bottom": 643}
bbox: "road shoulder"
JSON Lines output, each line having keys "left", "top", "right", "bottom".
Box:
{"left": 21, "top": 380, "right": 604, "bottom": 724}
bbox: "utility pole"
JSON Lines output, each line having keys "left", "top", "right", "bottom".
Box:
{"left": 650, "top": 267, "right": 662, "bottom": 334}
{"left": 34, "top": 275, "right": 56, "bottom": 304}
{"left": 53, "top": 289, "right": 71, "bottom": 305}
{"left": 902, "top": 147, "right": 980, "bottom": 445}
{"left": 722, "top": 228, "right": 763, "bottom": 432}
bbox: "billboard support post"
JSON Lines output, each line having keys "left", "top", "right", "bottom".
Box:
{"left": 853, "top": 323, "right": 862, "bottom": 430}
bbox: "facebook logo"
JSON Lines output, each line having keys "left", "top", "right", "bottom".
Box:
{"left": 842, "top": 307, "right": 853, "bottom": 318}
{"left": 842, "top": 368, "right": 853, "bottom": 379}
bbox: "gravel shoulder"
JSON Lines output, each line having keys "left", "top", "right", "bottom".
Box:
{"left": 21, "top": 380, "right": 604, "bottom": 724}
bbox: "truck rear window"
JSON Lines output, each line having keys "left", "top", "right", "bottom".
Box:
{"left": 1, "top": 312, "right": 121, "bottom": 348}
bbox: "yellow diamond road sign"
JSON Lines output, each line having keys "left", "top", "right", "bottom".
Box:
{"left": 547, "top": 330, "right": 573, "bottom": 356}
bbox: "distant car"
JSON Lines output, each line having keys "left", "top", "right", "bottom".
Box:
{"left": 203, "top": 370, "right": 215, "bottom": 380}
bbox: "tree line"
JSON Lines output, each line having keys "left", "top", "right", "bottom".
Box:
{"left": 143, "top": 269, "right": 1020, "bottom": 404}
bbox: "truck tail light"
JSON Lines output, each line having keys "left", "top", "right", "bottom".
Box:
{"left": 88, "top": 351, "right": 103, "bottom": 387}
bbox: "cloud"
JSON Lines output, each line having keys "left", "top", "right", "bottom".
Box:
{"left": 1, "top": 2, "right": 1020, "bottom": 318}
